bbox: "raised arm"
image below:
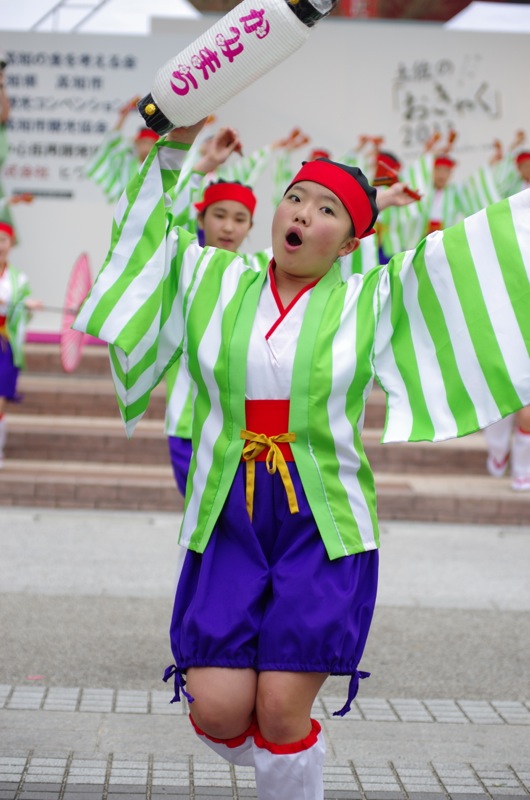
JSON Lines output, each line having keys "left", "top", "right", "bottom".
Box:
{"left": 74, "top": 121, "right": 207, "bottom": 434}
{"left": 374, "top": 190, "right": 530, "bottom": 444}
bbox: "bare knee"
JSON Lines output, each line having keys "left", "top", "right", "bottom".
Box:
{"left": 187, "top": 667, "right": 257, "bottom": 740}
{"left": 256, "top": 672, "right": 328, "bottom": 744}
{"left": 256, "top": 691, "right": 302, "bottom": 742}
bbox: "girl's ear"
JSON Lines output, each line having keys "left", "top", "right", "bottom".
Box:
{"left": 338, "top": 236, "right": 360, "bottom": 258}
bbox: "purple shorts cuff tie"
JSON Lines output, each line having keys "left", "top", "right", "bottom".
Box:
{"left": 163, "top": 664, "right": 195, "bottom": 705}
{"left": 333, "top": 669, "right": 370, "bottom": 717}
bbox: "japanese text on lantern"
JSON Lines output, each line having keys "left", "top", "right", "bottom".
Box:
{"left": 169, "top": 8, "right": 270, "bottom": 97}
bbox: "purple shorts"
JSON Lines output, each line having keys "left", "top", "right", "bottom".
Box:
{"left": 167, "top": 461, "right": 379, "bottom": 714}
{"left": 167, "top": 436, "right": 193, "bottom": 497}
{"left": 0, "top": 338, "right": 20, "bottom": 400}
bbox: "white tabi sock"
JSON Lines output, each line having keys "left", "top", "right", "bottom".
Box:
{"left": 511, "top": 427, "right": 530, "bottom": 490}
{"left": 190, "top": 713, "right": 257, "bottom": 767}
{"left": 252, "top": 719, "right": 326, "bottom": 800}
{"left": 484, "top": 415, "right": 514, "bottom": 476}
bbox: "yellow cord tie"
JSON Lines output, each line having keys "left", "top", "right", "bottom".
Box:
{"left": 240, "top": 429, "right": 298, "bottom": 521}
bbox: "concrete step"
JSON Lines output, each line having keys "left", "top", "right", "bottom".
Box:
{"left": 13, "top": 373, "right": 167, "bottom": 421}
{"left": 4, "top": 413, "right": 493, "bottom": 474}
{"left": 0, "top": 459, "right": 184, "bottom": 512}
{"left": 24, "top": 342, "right": 110, "bottom": 377}
{"left": 12, "top": 372, "right": 390, "bottom": 427}
{"left": 0, "top": 459, "right": 528, "bottom": 523}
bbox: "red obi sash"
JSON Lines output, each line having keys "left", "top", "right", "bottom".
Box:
{"left": 242, "top": 399, "right": 294, "bottom": 461}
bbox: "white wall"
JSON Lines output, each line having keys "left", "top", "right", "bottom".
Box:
{"left": 2, "top": 19, "right": 529, "bottom": 331}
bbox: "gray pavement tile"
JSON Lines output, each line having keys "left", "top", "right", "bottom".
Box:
{"left": 406, "top": 794, "right": 446, "bottom": 800}
{"left": 489, "top": 795, "right": 530, "bottom": 799}
{"left": 323, "top": 792, "right": 361, "bottom": 799}
{"left": 0, "top": 792, "right": 18, "bottom": 800}
{"left": 363, "top": 793, "right": 404, "bottom": 799}
{"left": 106, "top": 795, "right": 145, "bottom": 799}
{"left": 19, "top": 781, "right": 64, "bottom": 790}
{"left": 63, "top": 794, "right": 104, "bottom": 800}
{"left": 443, "top": 793, "right": 486, "bottom": 798}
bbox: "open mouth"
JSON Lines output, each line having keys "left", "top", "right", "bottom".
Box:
{"left": 285, "top": 227, "right": 303, "bottom": 247}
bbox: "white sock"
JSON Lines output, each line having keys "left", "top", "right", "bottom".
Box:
{"left": 190, "top": 713, "right": 257, "bottom": 767}
{"left": 511, "top": 427, "right": 530, "bottom": 487}
{"left": 484, "top": 415, "right": 514, "bottom": 473}
{"left": 252, "top": 719, "right": 325, "bottom": 800}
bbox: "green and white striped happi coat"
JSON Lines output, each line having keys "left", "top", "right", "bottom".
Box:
{"left": 85, "top": 131, "right": 139, "bottom": 204}
{"left": 74, "top": 140, "right": 530, "bottom": 560}
{"left": 2, "top": 265, "right": 30, "bottom": 368}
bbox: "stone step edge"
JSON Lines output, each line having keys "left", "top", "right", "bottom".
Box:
{"left": 0, "top": 460, "right": 525, "bottom": 499}
{"left": 6, "top": 414, "right": 487, "bottom": 448}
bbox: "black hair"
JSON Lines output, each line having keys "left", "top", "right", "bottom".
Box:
{"left": 206, "top": 178, "right": 253, "bottom": 191}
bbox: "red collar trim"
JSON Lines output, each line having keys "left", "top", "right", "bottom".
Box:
{"left": 266, "top": 261, "right": 319, "bottom": 340}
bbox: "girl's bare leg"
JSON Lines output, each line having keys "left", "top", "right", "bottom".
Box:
{"left": 256, "top": 670, "right": 328, "bottom": 743}
{"left": 186, "top": 666, "right": 257, "bottom": 738}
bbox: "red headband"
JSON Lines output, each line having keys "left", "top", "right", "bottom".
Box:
{"left": 286, "top": 160, "right": 374, "bottom": 238}
{"left": 0, "top": 221, "right": 14, "bottom": 238}
{"left": 434, "top": 156, "right": 456, "bottom": 169}
{"left": 135, "top": 128, "right": 160, "bottom": 142}
{"left": 309, "top": 148, "right": 331, "bottom": 161}
{"left": 376, "top": 153, "right": 401, "bottom": 175}
{"left": 194, "top": 183, "right": 257, "bottom": 216}
{"left": 515, "top": 151, "right": 530, "bottom": 165}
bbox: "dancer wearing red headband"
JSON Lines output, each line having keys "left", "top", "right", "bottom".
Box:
{"left": 492, "top": 130, "right": 530, "bottom": 198}
{"left": 165, "top": 129, "right": 416, "bottom": 497}
{"left": 74, "top": 116, "right": 530, "bottom": 799}
{"left": 0, "top": 221, "right": 41, "bottom": 468}
{"left": 84, "top": 96, "right": 160, "bottom": 203}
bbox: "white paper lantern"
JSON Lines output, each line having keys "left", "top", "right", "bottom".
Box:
{"left": 138, "top": 0, "right": 336, "bottom": 133}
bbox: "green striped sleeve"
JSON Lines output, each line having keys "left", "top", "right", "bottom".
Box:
{"left": 375, "top": 190, "right": 530, "bottom": 443}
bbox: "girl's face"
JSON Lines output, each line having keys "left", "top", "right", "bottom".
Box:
{"left": 517, "top": 159, "right": 530, "bottom": 182}
{"left": 134, "top": 138, "right": 158, "bottom": 163}
{"left": 199, "top": 200, "right": 253, "bottom": 252}
{"left": 271, "top": 181, "right": 358, "bottom": 281}
{"left": 433, "top": 164, "right": 453, "bottom": 190}
{"left": 0, "top": 231, "right": 12, "bottom": 265}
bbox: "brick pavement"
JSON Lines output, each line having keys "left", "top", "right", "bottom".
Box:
{"left": 2, "top": 687, "right": 530, "bottom": 799}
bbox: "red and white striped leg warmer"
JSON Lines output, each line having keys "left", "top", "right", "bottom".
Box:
{"left": 252, "top": 719, "right": 325, "bottom": 800}
{"left": 190, "top": 714, "right": 258, "bottom": 766}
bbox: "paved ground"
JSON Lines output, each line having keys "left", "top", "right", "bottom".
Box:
{"left": 0, "top": 507, "right": 529, "bottom": 799}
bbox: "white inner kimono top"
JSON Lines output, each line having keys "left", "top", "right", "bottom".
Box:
{"left": 73, "top": 140, "right": 530, "bottom": 561}
{"left": 247, "top": 266, "right": 316, "bottom": 400}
